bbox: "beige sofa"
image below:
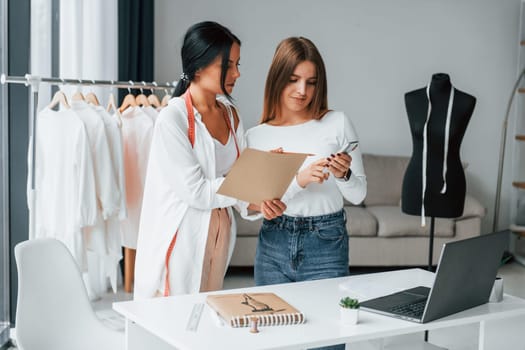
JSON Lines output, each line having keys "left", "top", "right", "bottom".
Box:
{"left": 230, "top": 153, "right": 486, "bottom": 267}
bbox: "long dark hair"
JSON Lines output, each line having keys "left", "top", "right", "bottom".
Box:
{"left": 173, "top": 21, "right": 241, "bottom": 100}
{"left": 261, "top": 37, "right": 328, "bottom": 123}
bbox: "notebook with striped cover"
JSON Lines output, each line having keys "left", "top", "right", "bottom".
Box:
{"left": 206, "top": 292, "right": 305, "bottom": 328}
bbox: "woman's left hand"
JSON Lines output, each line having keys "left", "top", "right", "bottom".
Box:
{"left": 261, "top": 199, "right": 287, "bottom": 220}
{"left": 327, "top": 152, "right": 352, "bottom": 179}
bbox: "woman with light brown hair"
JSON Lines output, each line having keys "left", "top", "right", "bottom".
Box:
{"left": 261, "top": 38, "right": 329, "bottom": 125}
{"left": 246, "top": 35, "right": 367, "bottom": 323}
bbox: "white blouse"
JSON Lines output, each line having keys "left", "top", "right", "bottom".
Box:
{"left": 246, "top": 110, "right": 367, "bottom": 217}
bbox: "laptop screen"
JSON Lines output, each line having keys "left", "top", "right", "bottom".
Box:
{"left": 422, "top": 230, "right": 509, "bottom": 322}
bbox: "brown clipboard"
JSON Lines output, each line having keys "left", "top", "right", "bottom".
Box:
{"left": 217, "top": 148, "right": 308, "bottom": 204}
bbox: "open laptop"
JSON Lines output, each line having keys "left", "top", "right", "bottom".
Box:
{"left": 359, "top": 230, "right": 509, "bottom": 323}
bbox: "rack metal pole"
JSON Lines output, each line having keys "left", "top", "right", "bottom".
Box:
{"left": 28, "top": 77, "right": 40, "bottom": 237}
{"left": 0, "top": 73, "right": 175, "bottom": 90}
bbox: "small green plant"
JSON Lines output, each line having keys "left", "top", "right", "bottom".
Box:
{"left": 339, "top": 296, "right": 360, "bottom": 309}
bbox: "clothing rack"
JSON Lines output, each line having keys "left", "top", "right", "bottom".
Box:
{"left": 0, "top": 73, "right": 175, "bottom": 237}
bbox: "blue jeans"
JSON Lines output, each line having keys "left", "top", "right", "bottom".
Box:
{"left": 255, "top": 210, "right": 348, "bottom": 350}
{"left": 255, "top": 209, "right": 349, "bottom": 284}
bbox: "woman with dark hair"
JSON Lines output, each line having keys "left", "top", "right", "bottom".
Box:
{"left": 134, "top": 21, "right": 285, "bottom": 299}
{"left": 246, "top": 37, "right": 367, "bottom": 322}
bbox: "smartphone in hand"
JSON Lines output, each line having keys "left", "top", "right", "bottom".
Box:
{"left": 337, "top": 141, "right": 359, "bottom": 154}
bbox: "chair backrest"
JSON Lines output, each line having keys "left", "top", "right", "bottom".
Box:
{"left": 14, "top": 238, "right": 123, "bottom": 350}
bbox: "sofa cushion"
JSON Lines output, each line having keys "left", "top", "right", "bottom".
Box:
{"left": 234, "top": 211, "right": 262, "bottom": 237}
{"left": 362, "top": 154, "right": 410, "bottom": 206}
{"left": 458, "top": 195, "right": 486, "bottom": 219}
{"left": 367, "top": 206, "right": 454, "bottom": 238}
{"left": 344, "top": 206, "right": 377, "bottom": 237}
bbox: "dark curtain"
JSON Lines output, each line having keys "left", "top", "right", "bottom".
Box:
{"left": 8, "top": 0, "right": 30, "bottom": 324}
{"left": 118, "top": 0, "right": 154, "bottom": 104}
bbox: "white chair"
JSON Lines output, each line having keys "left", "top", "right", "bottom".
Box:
{"left": 14, "top": 238, "right": 124, "bottom": 350}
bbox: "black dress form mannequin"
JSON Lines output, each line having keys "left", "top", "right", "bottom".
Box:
{"left": 402, "top": 73, "right": 476, "bottom": 219}
{"left": 402, "top": 73, "right": 476, "bottom": 300}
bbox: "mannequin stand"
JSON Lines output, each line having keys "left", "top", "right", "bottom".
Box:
{"left": 427, "top": 217, "right": 436, "bottom": 272}
{"left": 424, "top": 217, "right": 436, "bottom": 342}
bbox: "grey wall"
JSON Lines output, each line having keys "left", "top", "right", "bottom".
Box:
{"left": 154, "top": 0, "right": 521, "bottom": 234}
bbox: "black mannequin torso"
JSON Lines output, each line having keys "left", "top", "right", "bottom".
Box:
{"left": 401, "top": 73, "right": 476, "bottom": 218}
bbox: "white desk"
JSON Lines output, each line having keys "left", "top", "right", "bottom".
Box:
{"left": 113, "top": 269, "right": 525, "bottom": 350}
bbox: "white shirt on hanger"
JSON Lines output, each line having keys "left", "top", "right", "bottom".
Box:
{"left": 71, "top": 100, "right": 121, "bottom": 297}
{"left": 120, "top": 106, "right": 154, "bottom": 249}
{"left": 94, "top": 105, "right": 127, "bottom": 220}
{"left": 141, "top": 105, "right": 159, "bottom": 123}
{"left": 28, "top": 107, "right": 98, "bottom": 268}
{"left": 92, "top": 105, "right": 126, "bottom": 293}
{"left": 71, "top": 100, "right": 120, "bottom": 218}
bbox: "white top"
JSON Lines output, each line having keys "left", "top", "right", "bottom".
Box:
{"left": 70, "top": 100, "right": 120, "bottom": 219}
{"left": 214, "top": 133, "right": 237, "bottom": 177}
{"left": 72, "top": 101, "right": 123, "bottom": 295}
{"left": 92, "top": 106, "right": 126, "bottom": 292}
{"left": 246, "top": 110, "right": 367, "bottom": 217}
{"left": 94, "top": 106, "right": 127, "bottom": 220}
{"left": 142, "top": 105, "right": 159, "bottom": 123}
{"left": 28, "top": 108, "right": 98, "bottom": 267}
{"left": 134, "top": 96, "right": 250, "bottom": 299}
{"left": 120, "top": 106, "right": 154, "bottom": 248}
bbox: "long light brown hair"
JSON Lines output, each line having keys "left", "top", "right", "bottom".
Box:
{"left": 260, "top": 37, "right": 328, "bottom": 124}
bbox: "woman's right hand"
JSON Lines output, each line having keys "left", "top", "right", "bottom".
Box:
{"left": 296, "top": 158, "right": 330, "bottom": 188}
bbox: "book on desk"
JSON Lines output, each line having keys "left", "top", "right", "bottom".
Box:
{"left": 206, "top": 292, "right": 305, "bottom": 327}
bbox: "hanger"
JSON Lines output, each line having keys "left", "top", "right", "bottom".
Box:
{"left": 148, "top": 93, "right": 161, "bottom": 108}
{"left": 135, "top": 82, "right": 151, "bottom": 107}
{"left": 85, "top": 80, "right": 100, "bottom": 106}
{"left": 107, "top": 90, "right": 122, "bottom": 126}
{"left": 72, "top": 91, "right": 85, "bottom": 101}
{"left": 135, "top": 94, "right": 150, "bottom": 107}
{"left": 48, "top": 90, "right": 70, "bottom": 109}
{"left": 119, "top": 81, "right": 137, "bottom": 113}
{"left": 85, "top": 92, "right": 100, "bottom": 105}
{"left": 161, "top": 87, "right": 171, "bottom": 107}
{"left": 119, "top": 93, "right": 137, "bottom": 112}
{"left": 107, "top": 89, "right": 118, "bottom": 114}
{"left": 148, "top": 82, "right": 161, "bottom": 108}
{"left": 71, "top": 79, "right": 85, "bottom": 101}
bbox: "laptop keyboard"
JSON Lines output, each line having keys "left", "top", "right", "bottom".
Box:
{"left": 389, "top": 299, "right": 427, "bottom": 318}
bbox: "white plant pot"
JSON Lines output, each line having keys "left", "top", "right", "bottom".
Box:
{"left": 340, "top": 307, "right": 359, "bottom": 325}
